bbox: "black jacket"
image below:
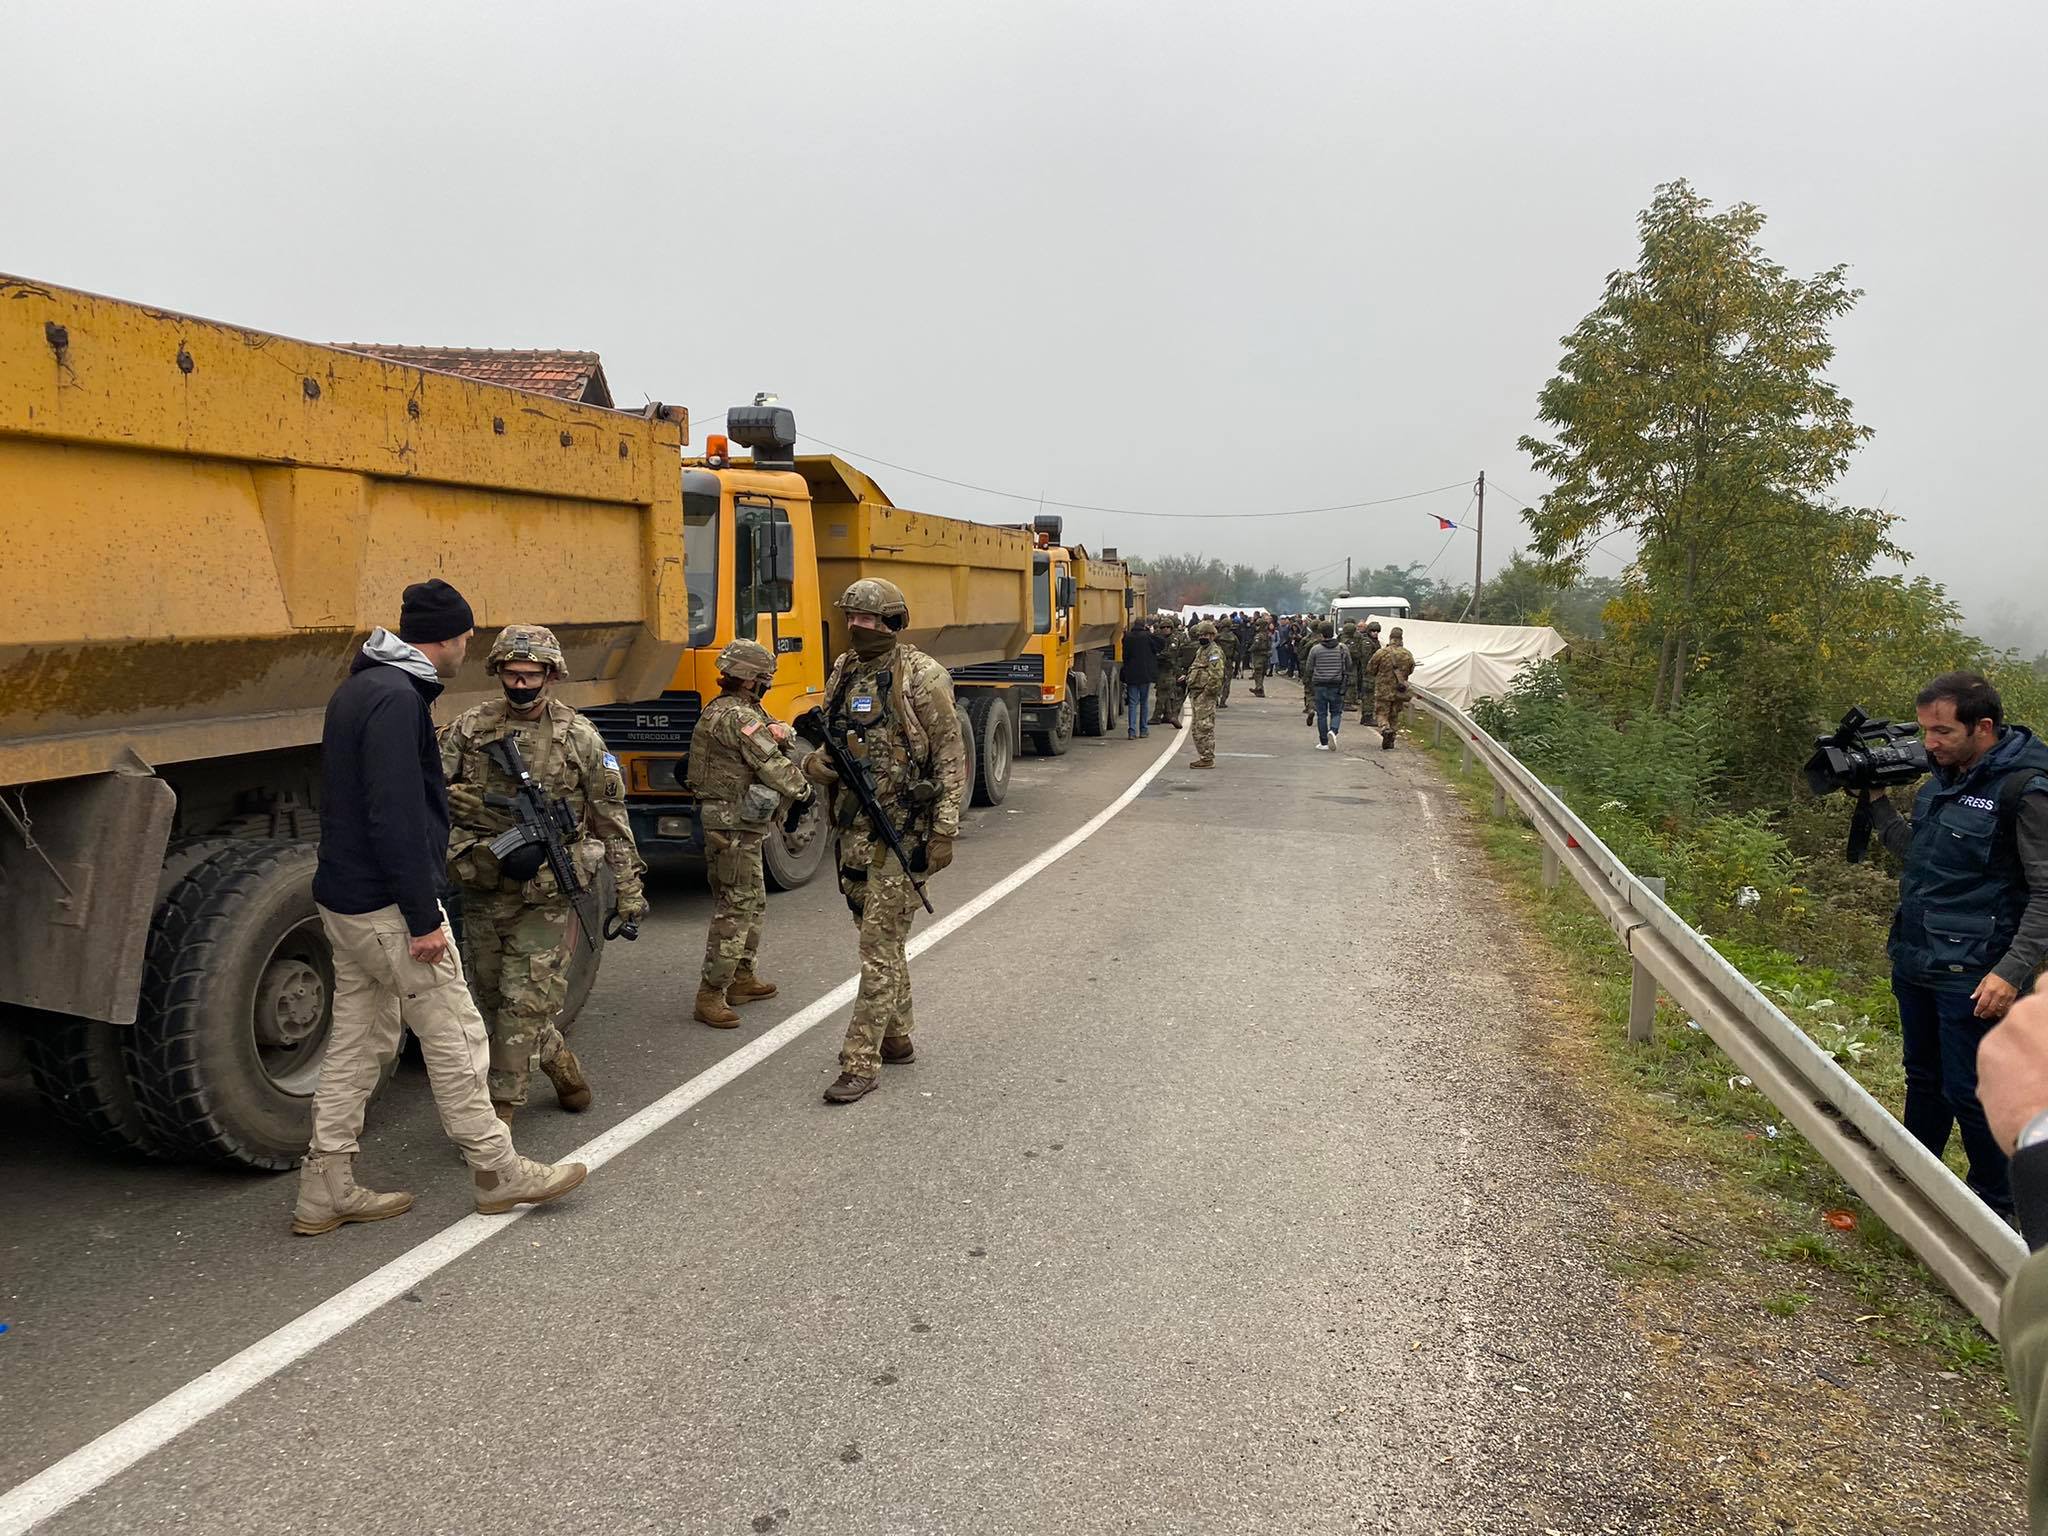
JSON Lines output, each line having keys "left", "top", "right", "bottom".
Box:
{"left": 1121, "top": 627, "right": 1159, "bottom": 686}
{"left": 312, "top": 649, "right": 452, "bottom": 937}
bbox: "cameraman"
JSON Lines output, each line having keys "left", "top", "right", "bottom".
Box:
{"left": 1870, "top": 671, "right": 2048, "bottom": 1218}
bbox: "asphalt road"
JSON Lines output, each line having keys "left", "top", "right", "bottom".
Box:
{"left": 1, "top": 691, "right": 1665, "bottom": 1535}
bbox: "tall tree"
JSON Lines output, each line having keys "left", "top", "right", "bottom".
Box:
{"left": 1519, "top": 181, "right": 1886, "bottom": 709}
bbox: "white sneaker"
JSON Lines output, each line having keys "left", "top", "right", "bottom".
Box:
{"left": 1315, "top": 742, "right": 1330, "bottom": 751}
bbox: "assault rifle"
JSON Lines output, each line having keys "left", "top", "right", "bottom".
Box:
{"left": 793, "top": 707, "right": 935, "bottom": 914}
{"left": 483, "top": 736, "right": 604, "bottom": 952}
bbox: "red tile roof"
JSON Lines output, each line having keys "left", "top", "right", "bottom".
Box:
{"left": 337, "top": 344, "right": 614, "bottom": 407}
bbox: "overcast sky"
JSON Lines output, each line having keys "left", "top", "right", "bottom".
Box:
{"left": 8, "top": 1, "right": 2043, "bottom": 641}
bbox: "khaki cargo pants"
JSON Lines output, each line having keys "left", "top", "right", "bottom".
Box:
{"left": 312, "top": 903, "right": 517, "bottom": 1172}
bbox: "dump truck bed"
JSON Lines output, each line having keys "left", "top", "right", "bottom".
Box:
{"left": 1069, "top": 547, "right": 1133, "bottom": 655}
{"left": 801, "top": 457, "right": 1035, "bottom": 668}
{"left": 0, "top": 276, "right": 689, "bottom": 788}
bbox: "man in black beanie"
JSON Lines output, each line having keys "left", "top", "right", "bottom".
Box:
{"left": 297, "top": 579, "right": 589, "bottom": 1235}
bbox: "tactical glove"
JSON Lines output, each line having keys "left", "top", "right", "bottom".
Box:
{"left": 446, "top": 781, "right": 485, "bottom": 821}
{"left": 922, "top": 834, "right": 955, "bottom": 874}
{"left": 801, "top": 750, "right": 839, "bottom": 788}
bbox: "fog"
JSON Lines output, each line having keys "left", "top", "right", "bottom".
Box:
{"left": 7, "top": 1, "right": 2043, "bottom": 643}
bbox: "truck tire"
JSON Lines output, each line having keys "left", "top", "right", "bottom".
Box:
{"left": 557, "top": 864, "right": 616, "bottom": 1032}
{"left": 954, "top": 702, "right": 978, "bottom": 809}
{"left": 129, "top": 841, "right": 333, "bottom": 1171}
{"left": 1077, "top": 673, "right": 1105, "bottom": 738}
{"left": 21, "top": 1008, "right": 170, "bottom": 1160}
{"left": 967, "top": 694, "right": 1013, "bottom": 807}
{"left": 764, "top": 798, "right": 830, "bottom": 892}
{"left": 1032, "top": 696, "right": 1075, "bottom": 757}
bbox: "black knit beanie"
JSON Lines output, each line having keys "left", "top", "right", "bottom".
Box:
{"left": 398, "top": 579, "right": 475, "bottom": 644}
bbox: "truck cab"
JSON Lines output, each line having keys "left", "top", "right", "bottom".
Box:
{"left": 1016, "top": 519, "right": 1134, "bottom": 754}
{"left": 582, "top": 406, "right": 832, "bottom": 889}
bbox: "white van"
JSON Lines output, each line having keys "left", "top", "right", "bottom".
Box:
{"left": 1330, "top": 595, "right": 1410, "bottom": 627}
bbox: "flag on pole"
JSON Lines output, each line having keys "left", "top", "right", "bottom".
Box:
{"left": 1434, "top": 516, "right": 1457, "bottom": 531}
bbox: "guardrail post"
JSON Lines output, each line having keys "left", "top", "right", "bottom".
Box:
{"left": 1491, "top": 782, "right": 1506, "bottom": 820}
{"left": 1461, "top": 738, "right": 1473, "bottom": 776}
{"left": 1431, "top": 716, "right": 1443, "bottom": 747}
{"left": 1540, "top": 845, "right": 1559, "bottom": 889}
{"left": 1626, "top": 876, "right": 1668, "bottom": 1045}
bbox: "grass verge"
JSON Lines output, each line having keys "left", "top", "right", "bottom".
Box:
{"left": 1415, "top": 713, "right": 2027, "bottom": 1531}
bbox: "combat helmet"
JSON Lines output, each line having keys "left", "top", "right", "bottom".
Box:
{"left": 1366, "top": 620, "right": 1381, "bottom": 633}
{"left": 838, "top": 577, "right": 910, "bottom": 630}
{"left": 486, "top": 624, "right": 566, "bottom": 678}
{"left": 1193, "top": 620, "right": 1218, "bottom": 639}
{"left": 716, "top": 638, "right": 777, "bottom": 685}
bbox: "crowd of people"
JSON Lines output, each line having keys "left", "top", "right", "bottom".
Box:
{"left": 1117, "top": 611, "right": 1417, "bottom": 757}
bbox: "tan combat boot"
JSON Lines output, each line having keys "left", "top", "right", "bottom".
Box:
{"left": 542, "top": 1047, "right": 593, "bottom": 1112}
{"left": 729, "top": 967, "right": 778, "bottom": 1003}
{"left": 473, "top": 1156, "right": 589, "bottom": 1216}
{"left": 694, "top": 986, "right": 740, "bottom": 1028}
{"left": 291, "top": 1152, "right": 414, "bottom": 1236}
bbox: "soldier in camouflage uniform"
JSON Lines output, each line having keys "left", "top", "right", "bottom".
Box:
{"left": 688, "top": 639, "right": 815, "bottom": 1029}
{"left": 1355, "top": 620, "right": 1383, "bottom": 724}
{"left": 1368, "top": 625, "right": 1418, "bottom": 750}
{"left": 801, "top": 579, "right": 968, "bottom": 1105}
{"left": 1249, "top": 613, "right": 1273, "bottom": 696}
{"left": 1301, "top": 616, "right": 1320, "bottom": 724}
{"left": 1154, "top": 617, "right": 1190, "bottom": 727}
{"left": 1338, "top": 622, "right": 1363, "bottom": 711}
{"left": 1183, "top": 620, "right": 1227, "bottom": 769}
{"left": 1217, "top": 619, "right": 1233, "bottom": 709}
{"left": 441, "top": 625, "right": 648, "bottom": 1123}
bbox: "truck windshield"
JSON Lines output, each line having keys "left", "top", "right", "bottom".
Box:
{"left": 682, "top": 472, "right": 720, "bottom": 648}
{"left": 1032, "top": 554, "right": 1051, "bottom": 635}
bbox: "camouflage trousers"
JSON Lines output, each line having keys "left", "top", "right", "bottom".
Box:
{"left": 1219, "top": 664, "right": 1232, "bottom": 704}
{"left": 1375, "top": 686, "right": 1409, "bottom": 734}
{"left": 837, "top": 838, "right": 921, "bottom": 1079}
{"left": 699, "top": 829, "right": 767, "bottom": 991}
{"left": 1250, "top": 655, "right": 1268, "bottom": 691}
{"left": 1153, "top": 679, "right": 1181, "bottom": 725}
{"left": 462, "top": 886, "right": 573, "bottom": 1108}
{"left": 1189, "top": 689, "right": 1218, "bottom": 764}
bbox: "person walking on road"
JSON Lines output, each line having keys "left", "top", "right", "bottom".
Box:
{"left": 1249, "top": 613, "right": 1273, "bottom": 696}
{"left": 1183, "top": 620, "right": 1227, "bottom": 768}
{"left": 299, "top": 581, "right": 586, "bottom": 1236}
{"left": 687, "top": 640, "right": 814, "bottom": 1028}
{"left": 442, "top": 624, "right": 649, "bottom": 1126}
{"left": 1121, "top": 617, "right": 1158, "bottom": 739}
{"left": 1355, "top": 621, "right": 1383, "bottom": 725}
{"left": 1368, "top": 627, "right": 1417, "bottom": 749}
{"left": 1304, "top": 623, "right": 1351, "bottom": 750}
{"left": 801, "top": 579, "right": 968, "bottom": 1105}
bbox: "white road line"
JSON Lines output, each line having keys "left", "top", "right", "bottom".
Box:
{"left": 0, "top": 720, "right": 1189, "bottom": 1536}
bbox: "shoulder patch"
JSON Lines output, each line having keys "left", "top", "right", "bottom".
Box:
{"left": 742, "top": 721, "right": 761, "bottom": 737}
{"left": 602, "top": 751, "right": 620, "bottom": 771}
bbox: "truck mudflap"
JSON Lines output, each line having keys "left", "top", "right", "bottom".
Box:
{"left": 1, "top": 770, "right": 175, "bottom": 1022}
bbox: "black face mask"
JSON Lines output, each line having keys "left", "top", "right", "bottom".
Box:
{"left": 850, "top": 627, "right": 896, "bottom": 661}
{"left": 503, "top": 682, "right": 545, "bottom": 711}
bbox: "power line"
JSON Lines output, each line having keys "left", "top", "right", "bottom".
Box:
{"left": 788, "top": 428, "right": 1470, "bottom": 521}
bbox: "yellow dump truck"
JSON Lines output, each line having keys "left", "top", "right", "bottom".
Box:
{"left": 0, "top": 276, "right": 688, "bottom": 1169}
{"left": 586, "top": 411, "right": 1051, "bottom": 874}
{"left": 1012, "top": 529, "right": 1140, "bottom": 755}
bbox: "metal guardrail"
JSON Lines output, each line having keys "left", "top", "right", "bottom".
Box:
{"left": 1412, "top": 686, "right": 2027, "bottom": 1335}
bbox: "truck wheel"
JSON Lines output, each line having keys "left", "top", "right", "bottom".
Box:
{"left": 557, "top": 865, "right": 616, "bottom": 1032}
{"left": 21, "top": 1007, "right": 171, "bottom": 1160}
{"left": 764, "top": 797, "right": 830, "bottom": 892}
{"left": 129, "top": 841, "right": 332, "bottom": 1171}
{"left": 1033, "top": 696, "right": 1075, "bottom": 757}
{"left": 967, "top": 695, "right": 1013, "bottom": 807}
{"left": 1077, "top": 678, "right": 1105, "bottom": 738}
{"left": 954, "top": 702, "right": 978, "bottom": 808}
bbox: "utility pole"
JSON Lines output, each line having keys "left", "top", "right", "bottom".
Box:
{"left": 1344, "top": 557, "right": 1351, "bottom": 594}
{"left": 1471, "top": 471, "right": 1485, "bottom": 621}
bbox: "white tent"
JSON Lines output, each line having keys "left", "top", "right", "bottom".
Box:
{"left": 1384, "top": 618, "right": 1566, "bottom": 709}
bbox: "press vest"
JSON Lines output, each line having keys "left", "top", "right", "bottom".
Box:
{"left": 1889, "top": 726, "right": 2048, "bottom": 990}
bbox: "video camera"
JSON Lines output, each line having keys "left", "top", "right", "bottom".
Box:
{"left": 1804, "top": 707, "right": 1930, "bottom": 862}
